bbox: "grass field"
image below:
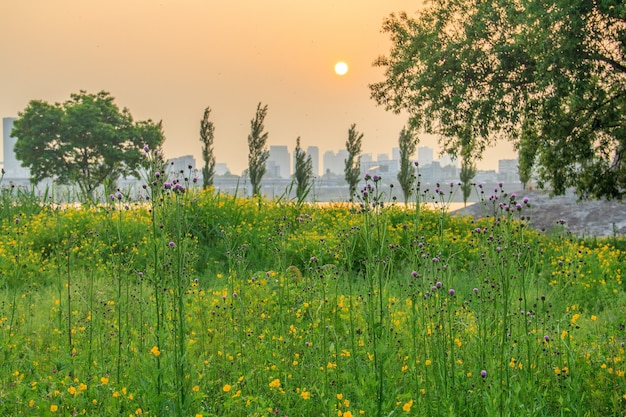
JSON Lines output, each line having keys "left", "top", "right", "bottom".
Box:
{"left": 0, "top": 159, "right": 625, "bottom": 416}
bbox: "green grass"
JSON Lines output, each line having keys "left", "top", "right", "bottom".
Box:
{"left": 0, "top": 170, "right": 625, "bottom": 416}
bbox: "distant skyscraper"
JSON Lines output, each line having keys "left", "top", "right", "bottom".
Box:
{"left": 268, "top": 145, "right": 290, "bottom": 178}
{"left": 306, "top": 146, "right": 319, "bottom": 177}
{"left": 392, "top": 147, "right": 401, "bottom": 161}
{"left": 2, "top": 117, "right": 30, "bottom": 179}
{"left": 377, "top": 153, "right": 390, "bottom": 162}
{"left": 418, "top": 146, "right": 434, "bottom": 166}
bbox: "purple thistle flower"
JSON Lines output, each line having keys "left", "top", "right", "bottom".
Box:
{"left": 411, "top": 271, "right": 418, "bottom": 278}
{"left": 481, "top": 370, "right": 487, "bottom": 378}
{"left": 168, "top": 241, "right": 175, "bottom": 248}
{"left": 448, "top": 288, "right": 455, "bottom": 296}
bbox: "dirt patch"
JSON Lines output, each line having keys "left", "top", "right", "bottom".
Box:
{"left": 451, "top": 188, "right": 626, "bottom": 237}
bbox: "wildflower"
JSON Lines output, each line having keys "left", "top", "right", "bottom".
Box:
{"left": 68, "top": 386, "right": 77, "bottom": 395}
{"left": 269, "top": 378, "right": 281, "bottom": 388}
{"left": 50, "top": 405, "right": 59, "bottom": 412}
{"left": 591, "top": 315, "right": 597, "bottom": 321}
{"left": 150, "top": 346, "right": 161, "bottom": 356}
{"left": 223, "top": 384, "right": 232, "bottom": 392}
{"left": 425, "top": 359, "right": 432, "bottom": 366}
{"left": 101, "top": 377, "right": 109, "bottom": 385}
{"left": 480, "top": 370, "right": 487, "bottom": 378}
{"left": 192, "top": 385, "right": 200, "bottom": 392}
{"left": 448, "top": 288, "right": 455, "bottom": 296}
{"left": 301, "top": 390, "right": 311, "bottom": 400}
{"left": 402, "top": 400, "right": 413, "bottom": 412}
{"left": 168, "top": 241, "right": 175, "bottom": 248}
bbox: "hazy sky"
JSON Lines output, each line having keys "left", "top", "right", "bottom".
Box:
{"left": 1, "top": 0, "right": 515, "bottom": 175}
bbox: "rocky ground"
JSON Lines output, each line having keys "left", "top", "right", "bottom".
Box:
{"left": 451, "top": 188, "right": 626, "bottom": 238}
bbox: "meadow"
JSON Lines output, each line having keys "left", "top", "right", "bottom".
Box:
{"left": 0, "top": 152, "right": 624, "bottom": 416}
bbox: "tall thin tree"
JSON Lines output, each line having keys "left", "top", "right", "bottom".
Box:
{"left": 247, "top": 102, "right": 269, "bottom": 196}
{"left": 293, "top": 136, "right": 314, "bottom": 202}
{"left": 397, "top": 126, "right": 418, "bottom": 204}
{"left": 344, "top": 123, "right": 363, "bottom": 201}
{"left": 199, "top": 106, "right": 216, "bottom": 189}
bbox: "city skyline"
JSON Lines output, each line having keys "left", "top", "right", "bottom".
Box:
{"left": 0, "top": 1, "right": 518, "bottom": 176}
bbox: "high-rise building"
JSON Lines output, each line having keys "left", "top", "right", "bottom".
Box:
{"left": 392, "top": 147, "right": 401, "bottom": 162}
{"left": 268, "top": 145, "right": 290, "bottom": 178}
{"left": 306, "top": 146, "right": 319, "bottom": 177}
{"left": 498, "top": 159, "right": 519, "bottom": 183}
{"left": 418, "top": 146, "right": 434, "bottom": 166}
{"left": 2, "top": 117, "right": 30, "bottom": 179}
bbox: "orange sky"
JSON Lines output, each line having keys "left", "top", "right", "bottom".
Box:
{"left": 0, "top": 0, "right": 516, "bottom": 175}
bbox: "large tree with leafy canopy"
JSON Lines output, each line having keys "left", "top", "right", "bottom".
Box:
{"left": 12, "top": 90, "right": 164, "bottom": 199}
{"left": 370, "top": 0, "right": 626, "bottom": 199}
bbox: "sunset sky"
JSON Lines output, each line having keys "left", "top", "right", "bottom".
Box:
{"left": 1, "top": 0, "right": 515, "bottom": 175}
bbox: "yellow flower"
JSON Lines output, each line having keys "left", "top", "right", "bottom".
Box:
{"left": 223, "top": 384, "right": 232, "bottom": 392}
{"left": 192, "top": 385, "right": 200, "bottom": 392}
{"left": 150, "top": 346, "right": 161, "bottom": 357}
{"left": 100, "top": 377, "right": 109, "bottom": 385}
{"left": 301, "top": 390, "right": 311, "bottom": 400}
{"left": 591, "top": 315, "right": 597, "bottom": 321}
{"left": 269, "top": 378, "right": 281, "bottom": 388}
{"left": 343, "top": 411, "right": 353, "bottom": 417}
{"left": 425, "top": 359, "right": 432, "bottom": 366}
{"left": 337, "top": 393, "right": 343, "bottom": 400}
{"left": 403, "top": 399, "right": 414, "bottom": 412}
{"left": 135, "top": 408, "right": 143, "bottom": 415}
{"left": 50, "top": 404, "right": 59, "bottom": 412}
{"left": 79, "top": 383, "right": 87, "bottom": 391}
{"left": 68, "top": 386, "right": 77, "bottom": 395}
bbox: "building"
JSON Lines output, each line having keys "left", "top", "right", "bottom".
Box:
{"left": 2, "top": 117, "right": 30, "bottom": 179}
{"left": 167, "top": 155, "right": 196, "bottom": 176}
{"left": 306, "top": 146, "right": 319, "bottom": 177}
{"left": 322, "top": 149, "right": 349, "bottom": 176}
{"left": 498, "top": 159, "right": 519, "bottom": 183}
{"left": 268, "top": 145, "right": 290, "bottom": 178}
{"left": 418, "top": 146, "right": 434, "bottom": 166}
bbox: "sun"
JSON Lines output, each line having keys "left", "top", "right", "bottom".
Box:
{"left": 334, "top": 61, "right": 348, "bottom": 75}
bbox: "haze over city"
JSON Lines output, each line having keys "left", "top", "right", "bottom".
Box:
{"left": 0, "top": 1, "right": 517, "bottom": 176}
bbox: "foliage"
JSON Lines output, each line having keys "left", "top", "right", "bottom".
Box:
{"left": 12, "top": 90, "right": 164, "bottom": 200}
{"left": 459, "top": 158, "right": 476, "bottom": 206}
{"left": 247, "top": 103, "right": 270, "bottom": 196}
{"left": 397, "top": 125, "right": 418, "bottom": 204}
{"left": 293, "top": 137, "right": 314, "bottom": 202}
{"left": 370, "top": 0, "right": 626, "bottom": 199}
{"left": 199, "top": 106, "right": 216, "bottom": 189}
{"left": 344, "top": 123, "right": 363, "bottom": 201}
{"left": 1, "top": 179, "right": 625, "bottom": 416}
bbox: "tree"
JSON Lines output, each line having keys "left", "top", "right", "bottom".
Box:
{"left": 459, "top": 158, "right": 477, "bottom": 207}
{"left": 293, "top": 136, "right": 313, "bottom": 201}
{"left": 344, "top": 123, "right": 363, "bottom": 201}
{"left": 199, "top": 106, "right": 216, "bottom": 189}
{"left": 247, "top": 102, "right": 269, "bottom": 196}
{"left": 12, "top": 90, "right": 164, "bottom": 199}
{"left": 370, "top": 0, "right": 626, "bottom": 199}
{"left": 396, "top": 126, "right": 418, "bottom": 204}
